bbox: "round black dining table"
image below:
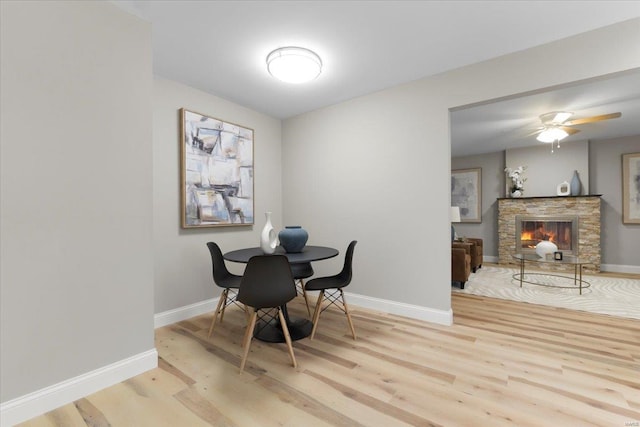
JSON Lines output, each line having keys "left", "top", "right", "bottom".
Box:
{"left": 224, "top": 245, "right": 339, "bottom": 343}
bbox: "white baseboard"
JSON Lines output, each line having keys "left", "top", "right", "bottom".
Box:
{"left": 600, "top": 264, "right": 640, "bottom": 275}
{"left": 344, "top": 292, "right": 453, "bottom": 326}
{"left": 0, "top": 349, "right": 158, "bottom": 427}
{"left": 155, "top": 292, "right": 453, "bottom": 330}
{"left": 154, "top": 298, "right": 217, "bottom": 328}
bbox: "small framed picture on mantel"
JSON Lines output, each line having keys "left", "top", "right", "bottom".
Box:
{"left": 622, "top": 152, "right": 640, "bottom": 224}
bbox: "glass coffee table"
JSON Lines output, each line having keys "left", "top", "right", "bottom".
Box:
{"left": 512, "top": 253, "right": 594, "bottom": 295}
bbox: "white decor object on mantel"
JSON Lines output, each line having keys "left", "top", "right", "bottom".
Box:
{"left": 535, "top": 240, "right": 558, "bottom": 258}
{"left": 260, "top": 212, "right": 278, "bottom": 254}
{"left": 556, "top": 181, "right": 570, "bottom": 196}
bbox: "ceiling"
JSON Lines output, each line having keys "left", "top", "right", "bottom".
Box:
{"left": 450, "top": 70, "right": 640, "bottom": 157}
{"left": 113, "top": 1, "right": 640, "bottom": 155}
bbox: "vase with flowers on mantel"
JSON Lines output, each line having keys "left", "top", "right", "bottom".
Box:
{"left": 505, "top": 165, "right": 527, "bottom": 198}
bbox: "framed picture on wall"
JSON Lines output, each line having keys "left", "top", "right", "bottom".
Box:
{"left": 451, "top": 168, "right": 482, "bottom": 223}
{"left": 622, "top": 152, "right": 640, "bottom": 224}
{"left": 180, "top": 108, "right": 254, "bottom": 228}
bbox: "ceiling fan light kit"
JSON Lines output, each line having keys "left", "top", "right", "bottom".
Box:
{"left": 536, "top": 127, "right": 569, "bottom": 143}
{"left": 533, "top": 110, "right": 622, "bottom": 152}
{"left": 266, "top": 46, "right": 322, "bottom": 84}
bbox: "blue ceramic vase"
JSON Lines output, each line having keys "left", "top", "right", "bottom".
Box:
{"left": 570, "top": 170, "right": 581, "bottom": 196}
{"left": 278, "top": 226, "right": 308, "bottom": 253}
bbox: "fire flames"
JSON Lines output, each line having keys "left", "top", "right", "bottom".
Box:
{"left": 521, "top": 229, "right": 557, "bottom": 249}
{"left": 519, "top": 219, "right": 573, "bottom": 251}
{"left": 520, "top": 230, "right": 556, "bottom": 243}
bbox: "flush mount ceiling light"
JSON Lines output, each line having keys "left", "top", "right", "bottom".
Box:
{"left": 266, "top": 47, "right": 322, "bottom": 84}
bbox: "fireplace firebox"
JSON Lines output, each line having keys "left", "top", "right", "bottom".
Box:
{"left": 515, "top": 215, "right": 579, "bottom": 255}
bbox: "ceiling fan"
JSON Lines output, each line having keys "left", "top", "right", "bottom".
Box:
{"left": 533, "top": 110, "right": 622, "bottom": 143}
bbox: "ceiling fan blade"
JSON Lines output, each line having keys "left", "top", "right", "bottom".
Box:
{"left": 564, "top": 112, "right": 621, "bottom": 126}
{"left": 523, "top": 128, "right": 544, "bottom": 137}
{"left": 559, "top": 126, "right": 580, "bottom": 135}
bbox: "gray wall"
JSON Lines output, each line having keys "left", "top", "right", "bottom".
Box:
{"left": 153, "top": 78, "right": 283, "bottom": 314}
{"left": 451, "top": 152, "right": 504, "bottom": 260}
{"left": 506, "top": 139, "right": 590, "bottom": 197}
{"left": 590, "top": 135, "right": 640, "bottom": 268}
{"left": 1, "top": 2, "right": 154, "bottom": 402}
{"left": 453, "top": 135, "right": 640, "bottom": 269}
{"left": 282, "top": 19, "right": 640, "bottom": 314}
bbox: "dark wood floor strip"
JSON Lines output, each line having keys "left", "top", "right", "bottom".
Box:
{"left": 158, "top": 356, "right": 196, "bottom": 386}
{"left": 174, "top": 387, "right": 238, "bottom": 427}
{"left": 74, "top": 398, "right": 111, "bottom": 427}
{"left": 293, "top": 341, "right": 359, "bottom": 369}
{"left": 254, "top": 375, "right": 366, "bottom": 427}
{"left": 510, "top": 375, "right": 640, "bottom": 419}
{"left": 304, "top": 369, "right": 443, "bottom": 427}
{"left": 316, "top": 333, "right": 456, "bottom": 384}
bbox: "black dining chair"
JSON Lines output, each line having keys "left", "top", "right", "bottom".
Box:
{"left": 306, "top": 240, "right": 358, "bottom": 340}
{"left": 290, "top": 262, "right": 313, "bottom": 316}
{"left": 206, "top": 242, "right": 243, "bottom": 339}
{"left": 237, "top": 255, "right": 298, "bottom": 374}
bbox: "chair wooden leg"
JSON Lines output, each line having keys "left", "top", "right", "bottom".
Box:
{"left": 243, "top": 304, "right": 251, "bottom": 324}
{"left": 310, "top": 290, "right": 325, "bottom": 340}
{"left": 240, "top": 310, "right": 257, "bottom": 374}
{"left": 340, "top": 289, "right": 357, "bottom": 340}
{"left": 208, "top": 289, "right": 228, "bottom": 338}
{"left": 277, "top": 308, "right": 297, "bottom": 368}
{"left": 299, "top": 279, "right": 311, "bottom": 317}
{"left": 219, "top": 289, "right": 229, "bottom": 323}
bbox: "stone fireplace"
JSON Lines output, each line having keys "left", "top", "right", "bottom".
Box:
{"left": 498, "top": 195, "right": 601, "bottom": 271}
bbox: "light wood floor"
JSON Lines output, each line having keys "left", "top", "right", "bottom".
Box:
{"left": 19, "top": 293, "right": 640, "bottom": 426}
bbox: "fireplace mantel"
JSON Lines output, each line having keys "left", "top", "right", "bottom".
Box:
{"left": 498, "top": 196, "right": 601, "bottom": 271}
{"left": 497, "top": 195, "right": 602, "bottom": 201}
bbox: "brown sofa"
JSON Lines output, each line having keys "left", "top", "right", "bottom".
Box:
{"left": 453, "top": 238, "right": 483, "bottom": 273}
{"left": 451, "top": 246, "right": 471, "bottom": 289}
{"left": 465, "top": 238, "right": 483, "bottom": 272}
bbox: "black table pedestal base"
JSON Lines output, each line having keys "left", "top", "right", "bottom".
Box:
{"left": 254, "top": 316, "right": 312, "bottom": 342}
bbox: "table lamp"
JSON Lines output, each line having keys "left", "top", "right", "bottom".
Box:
{"left": 451, "top": 206, "right": 461, "bottom": 242}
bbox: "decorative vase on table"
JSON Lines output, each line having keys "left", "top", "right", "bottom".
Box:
{"left": 570, "top": 170, "right": 581, "bottom": 196}
{"left": 260, "top": 212, "right": 278, "bottom": 254}
{"left": 535, "top": 240, "right": 558, "bottom": 258}
{"left": 278, "top": 226, "right": 308, "bottom": 253}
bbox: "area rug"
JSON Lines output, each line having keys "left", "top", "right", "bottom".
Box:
{"left": 452, "top": 265, "right": 640, "bottom": 320}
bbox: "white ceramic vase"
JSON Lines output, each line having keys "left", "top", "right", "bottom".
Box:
{"left": 535, "top": 240, "right": 558, "bottom": 258}
{"left": 260, "top": 212, "right": 278, "bottom": 254}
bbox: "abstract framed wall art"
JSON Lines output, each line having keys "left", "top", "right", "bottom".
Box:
{"left": 451, "top": 168, "right": 482, "bottom": 223}
{"left": 180, "top": 108, "right": 254, "bottom": 228}
{"left": 622, "top": 152, "right": 640, "bottom": 224}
